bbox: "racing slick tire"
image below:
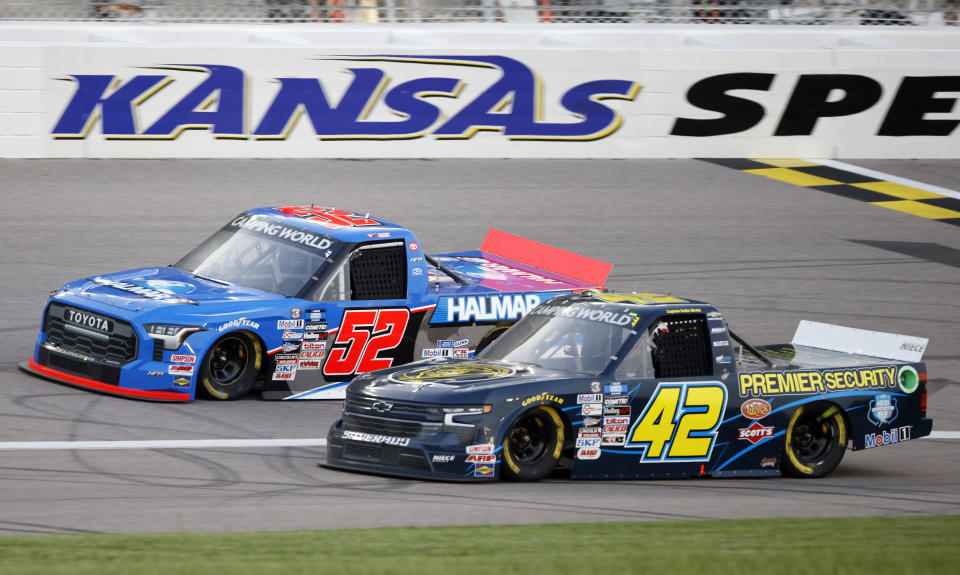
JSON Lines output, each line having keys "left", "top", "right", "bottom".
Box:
{"left": 501, "top": 405, "right": 565, "bottom": 481}
{"left": 198, "top": 332, "right": 263, "bottom": 400}
{"left": 781, "top": 402, "right": 847, "bottom": 478}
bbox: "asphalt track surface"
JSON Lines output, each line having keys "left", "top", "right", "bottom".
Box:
{"left": 0, "top": 159, "right": 958, "bottom": 535}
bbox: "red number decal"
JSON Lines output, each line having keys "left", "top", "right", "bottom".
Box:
{"left": 274, "top": 206, "right": 380, "bottom": 229}
{"left": 323, "top": 308, "right": 410, "bottom": 376}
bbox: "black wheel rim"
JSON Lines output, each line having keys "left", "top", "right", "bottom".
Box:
{"left": 789, "top": 411, "right": 835, "bottom": 464}
{"left": 508, "top": 413, "right": 549, "bottom": 464}
{"left": 208, "top": 337, "right": 248, "bottom": 385}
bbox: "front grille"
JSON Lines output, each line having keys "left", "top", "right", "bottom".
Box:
{"left": 345, "top": 393, "right": 477, "bottom": 445}
{"left": 38, "top": 346, "right": 122, "bottom": 385}
{"left": 342, "top": 412, "right": 442, "bottom": 440}
{"left": 346, "top": 394, "right": 441, "bottom": 415}
{"left": 341, "top": 441, "right": 430, "bottom": 471}
{"left": 43, "top": 302, "right": 138, "bottom": 364}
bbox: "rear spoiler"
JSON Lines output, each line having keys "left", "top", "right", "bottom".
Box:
{"left": 791, "top": 320, "right": 928, "bottom": 363}
{"left": 480, "top": 229, "right": 612, "bottom": 288}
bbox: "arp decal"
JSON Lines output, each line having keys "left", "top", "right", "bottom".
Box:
{"left": 625, "top": 382, "right": 727, "bottom": 462}
{"left": 52, "top": 56, "right": 640, "bottom": 142}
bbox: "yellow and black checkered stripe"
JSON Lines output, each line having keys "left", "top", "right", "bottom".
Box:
{"left": 701, "top": 158, "right": 960, "bottom": 227}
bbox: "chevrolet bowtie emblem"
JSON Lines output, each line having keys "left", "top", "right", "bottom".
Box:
{"left": 371, "top": 401, "right": 393, "bottom": 412}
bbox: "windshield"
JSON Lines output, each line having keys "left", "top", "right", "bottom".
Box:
{"left": 479, "top": 300, "right": 640, "bottom": 376}
{"left": 175, "top": 214, "right": 343, "bottom": 297}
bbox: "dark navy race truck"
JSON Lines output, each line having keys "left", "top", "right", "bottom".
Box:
{"left": 326, "top": 292, "right": 932, "bottom": 481}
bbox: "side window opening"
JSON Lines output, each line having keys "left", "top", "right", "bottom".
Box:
{"left": 648, "top": 314, "right": 712, "bottom": 378}
{"left": 348, "top": 243, "right": 407, "bottom": 300}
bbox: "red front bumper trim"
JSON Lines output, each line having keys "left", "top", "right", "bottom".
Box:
{"left": 26, "top": 358, "right": 192, "bottom": 402}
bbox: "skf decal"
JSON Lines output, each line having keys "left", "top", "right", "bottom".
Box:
{"left": 739, "top": 366, "right": 897, "bottom": 398}
{"left": 52, "top": 56, "right": 640, "bottom": 142}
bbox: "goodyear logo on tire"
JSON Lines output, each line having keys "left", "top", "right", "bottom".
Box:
{"left": 391, "top": 364, "right": 515, "bottom": 383}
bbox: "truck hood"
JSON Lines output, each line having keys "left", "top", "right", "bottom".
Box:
{"left": 61, "top": 266, "right": 283, "bottom": 313}
{"left": 349, "top": 359, "right": 578, "bottom": 403}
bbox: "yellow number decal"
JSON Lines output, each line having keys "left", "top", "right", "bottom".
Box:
{"left": 627, "top": 386, "right": 680, "bottom": 459}
{"left": 627, "top": 383, "right": 727, "bottom": 462}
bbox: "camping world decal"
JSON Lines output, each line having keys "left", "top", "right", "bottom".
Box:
{"left": 51, "top": 56, "right": 641, "bottom": 142}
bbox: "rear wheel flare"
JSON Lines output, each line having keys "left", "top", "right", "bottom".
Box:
{"left": 781, "top": 402, "right": 847, "bottom": 478}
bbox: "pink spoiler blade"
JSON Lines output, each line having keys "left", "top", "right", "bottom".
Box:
{"left": 480, "top": 229, "right": 612, "bottom": 288}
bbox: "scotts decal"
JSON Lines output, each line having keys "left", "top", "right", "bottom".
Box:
{"left": 52, "top": 57, "right": 640, "bottom": 141}
{"left": 672, "top": 73, "right": 960, "bottom": 137}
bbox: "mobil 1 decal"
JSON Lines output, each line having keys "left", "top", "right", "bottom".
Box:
{"left": 672, "top": 73, "right": 960, "bottom": 137}
{"left": 322, "top": 307, "right": 427, "bottom": 381}
{"left": 52, "top": 56, "right": 640, "bottom": 142}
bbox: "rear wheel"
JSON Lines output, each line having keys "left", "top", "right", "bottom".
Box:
{"left": 501, "top": 406, "right": 565, "bottom": 481}
{"left": 781, "top": 403, "right": 847, "bottom": 478}
{"left": 198, "top": 332, "right": 262, "bottom": 400}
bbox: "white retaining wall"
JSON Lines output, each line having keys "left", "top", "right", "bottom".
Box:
{"left": 1, "top": 23, "right": 958, "bottom": 158}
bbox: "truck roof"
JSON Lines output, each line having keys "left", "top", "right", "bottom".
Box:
{"left": 580, "top": 292, "right": 714, "bottom": 312}
{"left": 246, "top": 206, "right": 409, "bottom": 244}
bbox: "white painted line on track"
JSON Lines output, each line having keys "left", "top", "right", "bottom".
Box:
{"left": 929, "top": 431, "right": 960, "bottom": 439}
{"left": 0, "top": 438, "right": 327, "bottom": 451}
{"left": 811, "top": 159, "right": 960, "bottom": 200}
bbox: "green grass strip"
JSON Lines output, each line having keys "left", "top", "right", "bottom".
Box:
{"left": 1, "top": 515, "right": 957, "bottom": 575}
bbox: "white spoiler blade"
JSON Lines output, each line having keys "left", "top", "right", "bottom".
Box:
{"left": 791, "top": 320, "right": 928, "bottom": 363}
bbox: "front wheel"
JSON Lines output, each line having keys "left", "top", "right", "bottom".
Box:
{"left": 781, "top": 403, "right": 847, "bottom": 478}
{"left": 198, "top": 332, "right": 262, "bottom": 400}
{"left": 501, "top": 406, "right": 565, "bottom": 481}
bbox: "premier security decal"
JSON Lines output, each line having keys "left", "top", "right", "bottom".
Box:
{"left": 52, "top": 56, "right": 640, "bottom": 141}
{"left": 739, "top": 366, "right": 898, "bottom": 398}
{"left": 431, "top": 292, "right": 563, "bottom": 325}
